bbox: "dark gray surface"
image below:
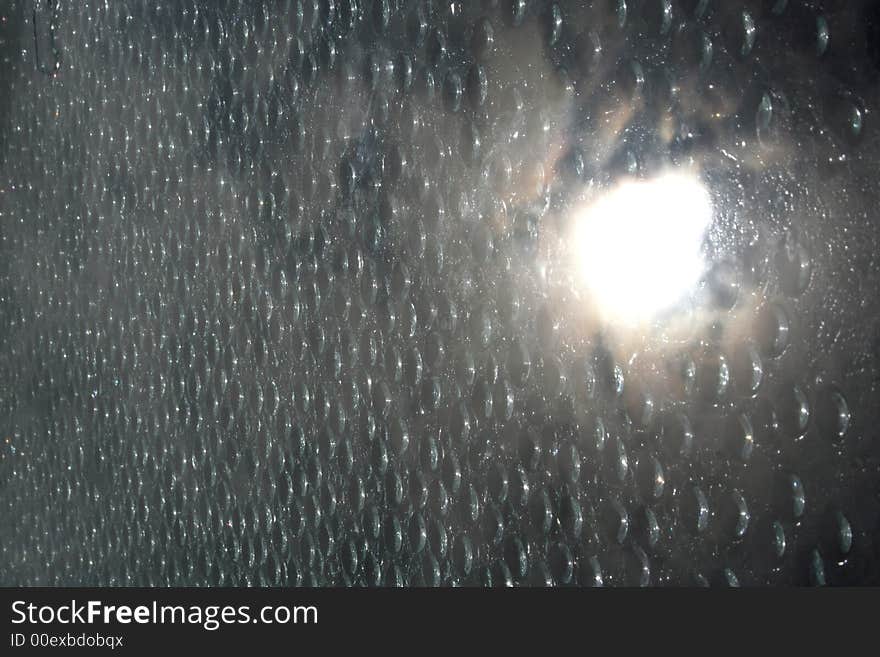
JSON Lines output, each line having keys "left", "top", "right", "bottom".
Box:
{"left": 1, "top": 0, "right": 879, "bottom": 586}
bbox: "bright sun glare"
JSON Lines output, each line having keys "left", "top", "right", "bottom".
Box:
{"left": 573, "top": 172, "right": 713, "bottom": 326}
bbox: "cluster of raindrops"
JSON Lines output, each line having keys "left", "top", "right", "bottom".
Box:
{"left": 0, "top": 0, "right": 879, "bottom": 586}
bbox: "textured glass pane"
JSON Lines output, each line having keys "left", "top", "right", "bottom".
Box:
{"left": 1, "top": 0, "right": 878, "bottom": 586}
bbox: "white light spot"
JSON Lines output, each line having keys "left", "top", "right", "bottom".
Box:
{"left": 572, "top": 173, "right": 712, "bottom": 326}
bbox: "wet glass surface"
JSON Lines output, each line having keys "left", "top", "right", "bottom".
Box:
{"left": 1, "top": 0, "right": 879, "bottom": 585}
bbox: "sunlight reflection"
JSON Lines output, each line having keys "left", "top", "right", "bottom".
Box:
{"left": 572, "top": 172, "right": 713, "bottom": 327}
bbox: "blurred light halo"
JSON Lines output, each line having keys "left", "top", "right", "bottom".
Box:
{"left": 572, "top": 172, "right": 713, "bottom": 326}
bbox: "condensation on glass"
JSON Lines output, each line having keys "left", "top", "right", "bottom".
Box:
{"left": 0, "top": 0, "right": 878, "bottom": 586}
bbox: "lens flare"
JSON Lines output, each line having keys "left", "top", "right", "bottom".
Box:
{"left": 572, "top": 173, "right": 712, "bottom": 326}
